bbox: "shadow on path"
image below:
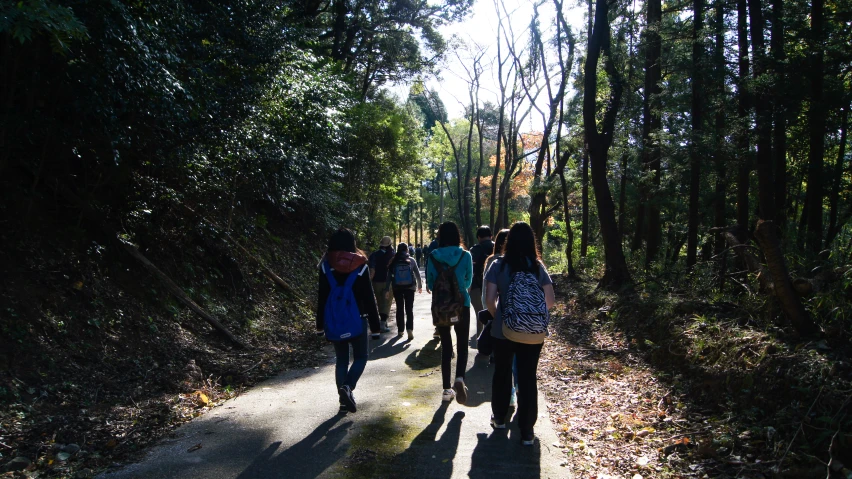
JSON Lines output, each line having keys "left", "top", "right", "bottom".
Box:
{"left": 383, "top": 403, "right": 465, "bottom": 478}
{"left": 235, "top": 413, "right": 352, "bottom": 479}
{"left": 468, "top": 428, "right": 541, "bottom": 479}
{"left": 369, "top": 334, "right": 413, "bottom": 360}
{"left": 404, "top": 338, "right": 443, "bottom": 371}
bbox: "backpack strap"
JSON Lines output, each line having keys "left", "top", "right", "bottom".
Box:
{"left": 325, "top": 260, "right": 361, "bottom": 288}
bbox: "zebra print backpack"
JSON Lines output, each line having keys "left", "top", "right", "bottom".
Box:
{"left": 502, "top": 267, "right": 550, "bottom": 344}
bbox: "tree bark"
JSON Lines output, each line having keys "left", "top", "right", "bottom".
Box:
{"left": 583, "top": 0, "right": 631, "bottom": 289}
{"left": 713, "top": 0, "right": 728, "bottom": 290}
{"left": 748, "top": 0, "right": 776, "bottom": 223}
{"left": 826, "top": 107, "right": 848, "bottom": 245}
{"left": 770, "top": 0, "right": 788, "bottom": 230}
{"left": 687, "top": 0, "right": 705, "bottom": 269}
{"left": 804, "top": 0, "right": 825, "bottom": 252}
{"left": 735, "top": 0, "right": 752, "bottom": 237}
{"left": 581, "top": 146, "right": 590, "bottom": 257}
{"left": 754, "top": 220, "right": 818, "bottom": 335}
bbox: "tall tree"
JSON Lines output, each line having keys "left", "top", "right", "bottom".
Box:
{"left": 748, "top": 0, "right": 776, "bottom": 223}
{"left": 770, "top": 0, "right": 788, "bottom": 230}
{"left": 735, "top": 0, "right": 752, "bottom": 236}
{"left": 804, "top": 0, "right": 826, "bottom": 252}
{"left": 639, "top": 0, "right": 663, "bottom": 265}
{"left": 826, "top": 106, "right": 849, "bottom": 245}
{"left": 687, "top": 0, "right": 706, "bottom": 269}
{"left": 583, "top": 0, "right": 631, "bottom": 288}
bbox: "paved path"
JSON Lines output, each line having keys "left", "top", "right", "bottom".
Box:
{"left": 102, "top": 273, "right": 565, "bottom": 478}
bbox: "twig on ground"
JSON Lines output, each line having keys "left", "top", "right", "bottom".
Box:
{"left": 242, "top": 359, "right": 264, "bottom": 374}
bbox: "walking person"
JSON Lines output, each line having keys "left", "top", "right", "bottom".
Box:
{"left": 388, "top": 243, "right": 423, "bottom": 341}
{"left": 484, "top": 222, "right": 555, "bottom": 445}
{"left": 468, "top": 226, "right": 495, "bottom": 344}
{"left": 415, "top": 244, "right": 423, "bottom": 265}
{"left": 316, "top": 228, "right": 381, "bottom": 413}
{"left": 369, "top": 236, "right": 396, "bottom": 333}
{"left": 426, "top": 222, "right": 473, "bottom": 404}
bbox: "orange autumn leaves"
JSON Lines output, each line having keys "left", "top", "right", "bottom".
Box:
{"left": 477, "top": 132, "right": 544, "bottom": 211}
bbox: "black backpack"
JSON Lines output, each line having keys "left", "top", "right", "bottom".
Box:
{"left": 430, "top": 253, "right": 465, "bottom": 327}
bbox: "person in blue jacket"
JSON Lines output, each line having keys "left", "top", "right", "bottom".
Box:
{"left": 426, "top": 221, "right": 473, "bottom": 404}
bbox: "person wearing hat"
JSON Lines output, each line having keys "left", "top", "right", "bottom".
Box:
{"left": 368, "top": 236, "right": 396, "bottom": 333}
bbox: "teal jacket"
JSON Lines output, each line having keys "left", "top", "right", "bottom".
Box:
{"left": 426, "top": 246, "right": 473, "bottom": 307}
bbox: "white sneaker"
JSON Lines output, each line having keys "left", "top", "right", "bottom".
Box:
{"left": 407, "top": 329, "right": 414, "bottom": 341}
{"left": 442, "top": 389, "right": 456, "bottom": 402}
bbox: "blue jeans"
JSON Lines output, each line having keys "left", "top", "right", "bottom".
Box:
{"left": 332, "top": 318, "right": 369, "bottom": 392}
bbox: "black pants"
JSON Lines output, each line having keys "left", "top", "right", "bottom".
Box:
{"left": 437, "top": 308, "right": 470, "bottom": 389}
{"left": 393, "top": 288, "right": 415, "bottom": 332}
{"left": 492, "top": 337, "right": 543, "bottom": 435}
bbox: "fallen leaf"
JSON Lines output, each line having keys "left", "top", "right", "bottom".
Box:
{"left": 187, "top": 443, "right": 202, "bottom": 453}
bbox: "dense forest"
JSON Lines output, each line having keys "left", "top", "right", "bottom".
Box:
{"left": 1, "top": 0, "right": 851, "bottom": 476}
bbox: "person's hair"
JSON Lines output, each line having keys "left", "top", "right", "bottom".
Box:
{"left": 327, "top": 228, "right": 363, "bottom": 255}
{"left": 501, "top": 222, "right": 541, "bottom": 273}
{"left": 391, "top": 242, "right": 410, "bottom": 267}
{"left": 476, "top": 225, "right": 492, "bottom": 239}
{"left": 486, "top": 228, "right": 510, "bottom": 265}
{"left": 437, "top": 221, "right": 464, "bottom": 248}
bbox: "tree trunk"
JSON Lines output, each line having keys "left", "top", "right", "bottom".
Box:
{"left": 826, "top": 107, "right": 848, "bottom": 245}
{"left": 804, "top": 0, "right": 825, "bottom": 252}
{"left": 687, "top": 0, "right": 705, "bottom": 269}
{"left": 558, "top": 164, "right": 576, "bottom": 277}
{"left": 640, "top": 0, "right": 662, "bottom": 264}
{"left": 754, "top": 220, "right": 818, "bottom": 335}
{"left": 713, "top": 0, "right": 728, "bottom": 282}
{"left": 748, "top": 0, "right": 776, "bottom": 224}
{"left": 583, "top": 0, "right": 631, "bottom": 289}
{"left": 771, "top": 0, "right": 788, "bottom": 230}
{"left": 735, "top": 0, "right": 752, "bottom": 237}
{"left": 581, "top": 146, "right": 590, "bottom": 257}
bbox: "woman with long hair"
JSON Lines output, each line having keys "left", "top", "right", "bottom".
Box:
{"left": 388, "top": 242, "right": 422, "bottom": 340}
{"left": 425, "top": 221, "right": 473, "bottom": 404}
{"left": 484, "top": 222, "right": 555, "bottom": 445}
{"left": 316, "top": 228, "right": 381, "bottom": 413}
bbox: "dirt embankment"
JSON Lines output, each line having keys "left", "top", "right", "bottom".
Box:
{"left": 1, "top": 199, "right": 329, "bottom": 478}
{"left": 540, "top": 275, "right": 851, "bottom": 479}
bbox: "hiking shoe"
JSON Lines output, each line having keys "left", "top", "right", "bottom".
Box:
{"left": 453, "top": 378, "right": 468, "bottom": 405}
{"left": 521, "top": 431, "right": 535, "bottom": 446}
{"left": 339, "top": 403, "right": 348, "bottom": 412}
{"left": 490, "top": 415, "right": 506, "bottom": 429}
{"left": 338, "top": 386, "right": 356, "bottom": 413}
{"left": 407, "top": 329, "right": 414, "bottom": 341}
{"left": 442, "top": 389, "right": 456, "bottom": 402}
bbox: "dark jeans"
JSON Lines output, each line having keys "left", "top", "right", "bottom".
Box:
{"left": 393, "top": 288, "right": 415, "bottom": 332}
{"left": 492, "top": 337, "right": 543, "bottom": 435}
{"left": 437, "top": 308, "right": 470, "bottom": 389}
{"left": 332, "top": 318, "right": 369, "bottom": 393}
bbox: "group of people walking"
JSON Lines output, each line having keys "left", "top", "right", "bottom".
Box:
{"left": 315, "top": 221, "right": 554, "bottom": 446}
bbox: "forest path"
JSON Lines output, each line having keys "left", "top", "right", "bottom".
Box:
{"left": 100, "top": 269, "right": 566, "bottom": 478}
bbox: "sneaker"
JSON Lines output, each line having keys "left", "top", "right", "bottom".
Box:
{"left": 381, "top": 321, "right": 391, "bottom": 333}
{"left": 490, "top": 415, "right": 506, "bottom": 429}
{"left": 453, "top": 378, "right": 468, "bottom": 405}
{"left": 338, "top": 385, "right": 357, "bottom": 413}
{"left": 339, "top": 403, "right": 348, "bottom": 412}
{"left": 407, "top": 329, "right": 414, "bottom": 341}
{"left": 520, "top": 431, "right": 535, "bottom": 446}
{"left": 442, "top": 389, "right": 456, "bottom": 402}
{"left": 433, "top": 328, "right": 440, "bottom": 339}
{"left": 397, "top": 330, "right": 404, "bottom": 337}
{"left": 371, "top": 333, "right": 380, "bottom": 340}
{"left": 509, "top": 389, "right": 517, "bottom": 408}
